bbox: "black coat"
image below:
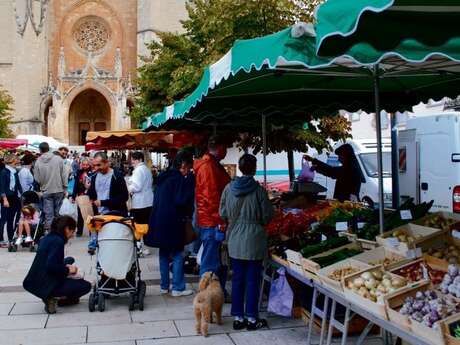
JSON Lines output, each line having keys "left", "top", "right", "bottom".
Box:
{"left": 313, "top": 158, "right": 363, "bottom": 202}
{"left": 145, "top": 169, "right": 195, "bottom": 251}
{"left": 0, "top": 167, "right": 22, "bottom": 200}
{"left": 88, "top": 169, "right": 129, "bottom": 216}
{"left": 23, "top": 232, "right": 69, "bottom": 300}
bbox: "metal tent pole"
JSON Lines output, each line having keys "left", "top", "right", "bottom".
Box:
{"left": 287, "top": 149, "right": 295, "bottom": 182}
{"left": 391, "top": 113, "right": 400, "bottom": 209}
{"left": 373, "top": 64, "right": 385, "bottom": 234}
{"left": 262, "top": 114, "right": 268, "bottom": 186}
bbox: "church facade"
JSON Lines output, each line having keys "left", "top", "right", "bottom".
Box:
{"left": 0, "top": 0, "right": 186, "bottom": 145}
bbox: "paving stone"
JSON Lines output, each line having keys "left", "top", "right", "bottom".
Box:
{"left": 1, "top": 325, "right": 87, "bottom": 345}
{"left": 10, "top": 301, "right": 48, "bottom": 315}
{"left": 87, "top": 321, "right": 178, "bottom": 342}
{"left": 163, "top": 294, "right": 196, "bottom": 307}
{"left": 174, "top": 316, "right": 246, "bottom": 336}
{"left": 267, "top": 316, "right": 306, "bottom": 329}
{"left": 47, "top": 309, "right": 131, "bottom": 328}
{"left": 77, "top": 342, "right": 136, "bottom": 345}
{"left": 137, "top": 334, "right": 235, "bottom": 345}
{"left": 131, "top": 305, "right": 195, "bottom": 322}
{"left": 0, "top": 314, "right": 48, "bottom": 330}
{"left": 0, "top": 292, "right": 40, "bottom": 303}
{"left": 0, "top": 303, "right": 13, "bottom": 315}
{"left": 229, "top": 327, "right": 309, "bottom": 345}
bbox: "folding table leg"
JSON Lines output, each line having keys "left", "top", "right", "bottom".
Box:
{"left": 306, "top": 288, "right": 318, "bottom": 345}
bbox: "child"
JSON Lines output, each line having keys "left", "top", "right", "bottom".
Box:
{"left": 15, "top": 205, "right": 39, "bottom": 245}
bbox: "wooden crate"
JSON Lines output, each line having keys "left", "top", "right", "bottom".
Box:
{"left": 376, "top": 224, "right": 444, "bottom": 257}
{"left": 390, "top": 255, "right": 448, "bottom": 284}
{"left": 352, "top": 246, "right": 412, "bottom": 270}
{"left": 422, "top": 235, "right": 460, "bottom": 271}
{"left": 441, "top": 313, "right": 460, "bottom": 345}
{"left": 285, "top": 249, "right": 305, "bottom": 276}
{"left": 412, "top": 212, "right": 460, "bottom": 232}
{"left": 384, "top": 280, "right": 431, "bottom": 331}
{"left": 271, "top": 254, "right": 289, "bottom": 268}
{"left": 301, "top": 242, "right": 362, "bottom": 273}
{"left": 317, "top": 258, "right": 371, "bottom": 293}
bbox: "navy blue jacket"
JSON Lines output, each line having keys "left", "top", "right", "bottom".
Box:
{"left": 0, "top": 167, "right": 22, "bottom": 199}
{"left": 23, "top": 232, "right": 69, "bottom": 300}
{"left": 145, "top": 169, "right": 195, "bottom": 251}
{"left": 88, "top": 169, "right": 129, "bottom": 216}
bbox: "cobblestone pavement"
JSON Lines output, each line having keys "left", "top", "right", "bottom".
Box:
{"left": 0, "top": 237, "right": 382, "bottom": 345}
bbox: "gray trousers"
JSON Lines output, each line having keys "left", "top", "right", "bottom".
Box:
{"left": 43, "top": 192, "right": 65, "bottom": 231}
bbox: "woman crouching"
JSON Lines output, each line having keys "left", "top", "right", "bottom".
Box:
{"left": 23, "top": 215, "right": 92, "bottom": 313}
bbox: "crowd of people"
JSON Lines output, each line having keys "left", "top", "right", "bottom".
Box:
{"left": 5, "top": 136, "right": 275, "bottom": 331}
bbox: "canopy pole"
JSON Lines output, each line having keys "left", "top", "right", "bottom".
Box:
{"left": 391, "top": 113, "right": 400, "bottom": 209}
{"left": 262, "top": 114, "right": 268, "bottom": 187}
{"left": 373, "top": 64, "right": 385, "bottom": 234}
{"left": 287, "top": 150, "right": 295, "bottom": 182}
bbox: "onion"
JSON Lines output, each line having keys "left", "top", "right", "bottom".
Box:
{"left": 353, "top": 277, "right": 364, "bottom": 288}
{"left": 391, "top": 277, "right": 406, "bottom": 288}
{"left": 361, "top": 272, "right": 373, "bottom": 281}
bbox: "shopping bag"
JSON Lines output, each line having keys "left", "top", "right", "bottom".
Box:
{"left": 268, "top": 267, "right": 294, "bottom": 317}
{"left": 76, "top": 195, "right": 94, "bottom": 232}
{"left": 59, "top": 198, "right": 78, "bottom": 221}
{"left": 297, "top": 158, "right": 315, "bottom": 182}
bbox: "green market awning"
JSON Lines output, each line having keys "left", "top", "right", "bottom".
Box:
{"left": 315, "top": 0, "right": 460, "bottom": 60}
{"left": 142, "top": 23, "right": 460, "bottom": 129}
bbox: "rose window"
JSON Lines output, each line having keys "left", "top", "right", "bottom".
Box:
{"left": 73, "top": 17, "right": 110, "bottom": 53}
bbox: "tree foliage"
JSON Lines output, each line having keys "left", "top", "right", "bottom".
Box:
{"left": 0, "top": 87, "right": 13, "bottom": 138}
{"left": 132, "top": 0, "right": 322, "bottom": 125}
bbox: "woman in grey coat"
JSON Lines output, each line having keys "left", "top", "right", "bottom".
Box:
{"left": 219, "top": 154, "right": 274, "bottom": 331}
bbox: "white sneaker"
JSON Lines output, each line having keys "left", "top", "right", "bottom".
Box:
{"left": 25, "top": 236, "right": 33, "bottom": 243}
{"left": 160, "top": 289, "right": 169, "bottom": 295}
{"left": 171, "top": 290, "right": 193, "bottom": 297}
{"left": 15, "top": 237, "right": 22, "bottom": 246}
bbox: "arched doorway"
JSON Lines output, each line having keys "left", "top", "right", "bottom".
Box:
{"left": 69, "top": 89, "right": 111, "bottom": 145}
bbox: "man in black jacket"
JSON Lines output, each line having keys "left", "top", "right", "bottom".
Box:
{"left": 87, "top": 152, "right": 129, "bottom": 253}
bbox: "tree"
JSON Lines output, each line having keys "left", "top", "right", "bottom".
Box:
{"left": 0, "top": 87, "right": 13, "bottom": 138}
{"left": 132, "top": 0, "right": 323, "bottom": 125}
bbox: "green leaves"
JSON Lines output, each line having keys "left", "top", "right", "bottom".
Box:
{"left": 132, "top": 0, "right": 322, "bottom": 124}
{"left": 0, "top": 87, "right": 13, "bottom": 138}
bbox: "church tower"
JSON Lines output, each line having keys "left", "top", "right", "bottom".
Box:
{"left": 0, "top": 0, "right": 187, "bottom": 144}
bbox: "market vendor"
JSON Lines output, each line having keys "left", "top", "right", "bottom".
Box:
{"left": 304, "top": 143, "right": 363, "bottom": 202}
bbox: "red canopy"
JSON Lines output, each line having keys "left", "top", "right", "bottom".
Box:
{"left": 0, "top": 139, "right": 28, "bottom": 149}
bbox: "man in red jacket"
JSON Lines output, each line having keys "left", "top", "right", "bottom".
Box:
{"left": 194, "top": 136, "right": 230, "bottom": 289}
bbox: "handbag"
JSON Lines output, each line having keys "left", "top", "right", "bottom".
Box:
{"left": 184, "top": 219, "right": 197, "bottom": 245}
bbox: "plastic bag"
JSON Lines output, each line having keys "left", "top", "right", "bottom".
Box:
{"left": 298, "top": 158, "right": 315, "bottom": 182}
{"left": 268, "top": 267, "right": 294, "bottom": 317}
{"left": 59, "top": 198, "right": 78, "bottom": 221}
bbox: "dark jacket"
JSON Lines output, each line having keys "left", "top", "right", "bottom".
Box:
{"left": 71, "top": 169, "right": 93, "bottom": 199}
{"left": 145, "top": 169, "right": 195, "bottom": 251}
{"left": 0, "top": 166, "right": 22, "bottom": 200}
{"left": 312, "top": 158, "right": 363, "bottom": 202}
{"left": 88, "top": 169, "right": 129, "bottom": 216}
{"left": 23, "top": 232, "right": 69, "bottom": 300}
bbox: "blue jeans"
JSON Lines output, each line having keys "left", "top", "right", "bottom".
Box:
{"left": 231, "top": 258, "right": 263, "bottom": 319}
{"left": 199, "top": 227, "right": 228, "bottom": 293}
{"left": 159, "top": 248, "right": 185, "bottom": 292}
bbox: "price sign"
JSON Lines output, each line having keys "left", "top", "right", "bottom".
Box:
{"left": 421, "top": 264, "right": 429, "bottom": 280}
{"left": 386, "top": 237, "right": 400, "bottom": 248}
{"left": 335, "top": 222, "right": 348, "bottom": 232}
{"left": 400, "top": 210, "right": 413, "bottom": 220}
{"left": 311, "top": 222, "right": 320, "bottom": 230}
{"left": 407, "top": 247, "right": 422, "bottom": 259}
{"left": 357, "top": 222, "right": 366, "bottom": 229}
{"left": 452, "top": 230, "right": 460, "bottom": 240}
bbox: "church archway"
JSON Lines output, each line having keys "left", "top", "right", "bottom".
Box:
{"left": 69, "top": 89, "right": 111, "bottom": 145}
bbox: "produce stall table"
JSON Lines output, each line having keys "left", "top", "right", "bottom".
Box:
{"left": 267, "top": 259, "right": 434, "bottom": 345}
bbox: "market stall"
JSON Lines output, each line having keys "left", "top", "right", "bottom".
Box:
{"left": 0, "top": 138, "right": 28, "bottom": 149}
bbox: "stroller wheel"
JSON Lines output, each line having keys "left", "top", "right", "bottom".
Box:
{"left": 138, "top": 281, "right": 146, "bottom": 311}
{"left": 128, "top": 293, "right": 136, "bottom": 311}
{"left": 88, "top": 293, "right": 96, "bottom": 312}
{"left": 97, "top": 294, "right": 105, "bottom": 312}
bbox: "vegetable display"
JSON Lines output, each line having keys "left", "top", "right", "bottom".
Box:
{"left": 399, "top": 290, "right": 458, "bottom": 328}
{"left": 300, "top": 236, "right": 350, "bottom": 258}
{"left": 439, "top": 265, "right": 460, "bottom": 298}
{"left": 450, "top": 323, "right": 460, "bottom": 339}
{"left": 419, "top": 215, "right": 456, "bottom": 231}
{"left": 347, "top": 270, "right": 407, "bottom": 302}
{"left": 426, "top": 244, "right": 460, "bottom": 265}
{"left": 392, "top": 261, "right": 445, "bottom": 284}
{"left": 328, "top": 267, "right": 360, "bottom": 281}
{"left": 388, "top": 229, "right": 417, "bottom": 244}
{"left": 312, "top": 248, "right": 363, "bottom": 268}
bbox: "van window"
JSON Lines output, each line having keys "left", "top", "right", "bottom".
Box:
{"left": 359, "top": 152, "right": 392, "bottom": 177}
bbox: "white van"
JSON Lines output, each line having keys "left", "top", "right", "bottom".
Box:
{"left": 399, "top": 112, "right": 460, "bottom": 212}
{"left": 316, "top": 139, "right": 393, "bottom": 207}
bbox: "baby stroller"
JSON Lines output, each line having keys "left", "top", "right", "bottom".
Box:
{"left": 87, "top": 216, "right": 146, "bottom": 312}
{"left": 9, "top": 191, "right": 44, "bottom": 253}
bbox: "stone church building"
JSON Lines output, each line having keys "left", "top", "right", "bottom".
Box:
{"left": 0, "top": 0, "right": 186, "bottom": 144}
